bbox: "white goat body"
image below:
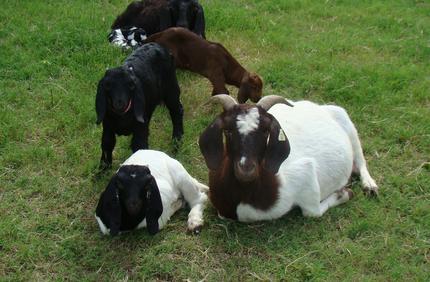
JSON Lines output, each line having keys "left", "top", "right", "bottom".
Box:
{"left": 96, "top": 150, "right": 208, "bottom": 234}
{"left": 236, "top": 101, "right": 378, "bottom": 222}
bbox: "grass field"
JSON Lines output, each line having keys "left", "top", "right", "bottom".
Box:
{"left": 1, "top": 0, "right": 429, "bottom": 280}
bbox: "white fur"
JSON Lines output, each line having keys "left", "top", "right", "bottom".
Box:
{"left": 240, "top": 156, "right": 246, "bottom": 166}
{"left": 236, "top": 101, "right": 378, "bottom": 222}
{"left": 98, "top": 150, "right": 208, "bottom": 234}
{"left": 236, "top": 108, "right": 260, "bottom": 135}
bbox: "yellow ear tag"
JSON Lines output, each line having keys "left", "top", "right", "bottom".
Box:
{"left": 278, "top": 130, "right": 286, "bottom": 141}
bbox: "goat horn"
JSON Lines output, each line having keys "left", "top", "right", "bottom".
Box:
{"left": 256, "top": 95, "right": 294, "bottom": 110}
{"left": 208, "top": 94, "right": 238, "bottom": 111}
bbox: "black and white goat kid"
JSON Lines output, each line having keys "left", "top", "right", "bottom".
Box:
{"left": 199, "top": 95, "right": 378, "bottom": 222}
{"left": 96, "top": 150, "right": 208, "bottom": 236}
{"left": 96, "top": 42, "right": 184, "bottom": 168}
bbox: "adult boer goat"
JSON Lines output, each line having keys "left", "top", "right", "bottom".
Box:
{"left": 96, "top": 43, "right": 183, "bottom": 168}
{"left": 199, "top": 95, "right": 378, "bottom": 221}
{"left": 96, "top": 150, "right": 208, "bottom": 236}
{"left": 111, "top": 0, "right": 205, "bottom": 38}
{"left": 145, "top": 27, "right": 263, "bottom": 103}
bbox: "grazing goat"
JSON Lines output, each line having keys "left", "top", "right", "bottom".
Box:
{"left": 111, "top": 0, "right": 205, "bottom": 38}
{"left": 199, "top": 95, "right": 378, "bottom": 222}
{"left": 96, "top": 150, "right": 208, "bottom": 236}
{"left": 96, "top": 43, "right": 183, "bottom": 168}
{"left": 145, "top": 27, "right": 263, "bottom": 103}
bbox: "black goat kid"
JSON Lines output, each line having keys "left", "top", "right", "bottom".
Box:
{"left": 111, "top": 0, "right": 205, "bottom": 38}
{"left": 96, "top": 43, "right": 183, "bottom": 168}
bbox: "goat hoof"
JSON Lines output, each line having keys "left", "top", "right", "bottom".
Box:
{"left": 172, "top": 137, "right": 183, "bottom": 152}
{"left": 337, "top": 188, "right": 354, "bottom": 202}
{"left": 188, "top": 225, "right": 202, "bottom": 235}
{"left": 363, "top": 186, "right": 378, "bottom": 198}
{"left": 98, "top": 162, "right": 112, "bottom": 171}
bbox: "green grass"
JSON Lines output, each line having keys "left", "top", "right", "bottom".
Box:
{"left": 1, "top": 0, "right": 429, "bottom": 280}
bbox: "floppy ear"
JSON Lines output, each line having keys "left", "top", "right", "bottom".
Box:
{"left": 95, "top": 79, "right": 106, "bottom": 124}
{"left": 96, "top": 176, "right": 122, "bottom": 236}
{"left": 263, "top": 118, "right": 290, "bottom": 173}
{"left": 199, "top": 117, "right": 224, "bottom": 170}
{"left": 127, "top": 66, "right": 145, "bottom": 123}
{"left": 192, "top": 3, "right": 205, "bottom": 38}
{"left": 145, "top": 177, "right": 163, "bottom": 235}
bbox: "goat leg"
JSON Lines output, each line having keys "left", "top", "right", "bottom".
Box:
{"left": 100, "top": 127, "right": 116, "bottom": 169}
{"left": 131, "top": 123, "right": 149, "bottom": 152}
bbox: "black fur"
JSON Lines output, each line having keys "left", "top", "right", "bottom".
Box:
{"left": 111, "top": 0, "right": 205, "bottom": 38}
{"left": 168, "top": 0, "right": 205, "bottom": 38}
{"left": 96, "top": 42, "right": 183, "bottom": 168}
{"left": 96, "top": 165, "right": 163, "bottom": 236}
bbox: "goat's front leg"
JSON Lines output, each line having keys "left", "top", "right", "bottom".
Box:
{"left": 131, "top": 122, "right": 149, "bottom": 152}
{"left": 209, "top": 72, "right": 229, "bottom": 96}
{"left": 177, "top": 173, "right": 208, "bottom": 234}
{"left": 165, "top": 94, "right": 184, "bottom": 150}
{"left": 167, "top": 102, "right": 184, "bottom": 142}
{"left": 100, "top": 125, "right": 116, "bottom": 169}
{"left": 292, "top": 158, "right": 353, "bottom": 217}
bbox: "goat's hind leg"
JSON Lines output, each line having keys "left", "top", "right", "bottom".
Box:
{"left": 294, "top": 158, "right": 353, "bottom": 217}
{"left": 323, "top": 105, "right": 378, "bottom": 196}
{"left": 301, "top": 187, "right": 354, "bottom": 218}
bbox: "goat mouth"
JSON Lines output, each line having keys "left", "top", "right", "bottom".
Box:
{"left": 126, "top": 205, "right": 141, "bottom": 216}
{"left": 113, "top": 99, "right": 132, "bottom": 115}
{"left": 234, "top": 165, "right": 258, "bottom": 182}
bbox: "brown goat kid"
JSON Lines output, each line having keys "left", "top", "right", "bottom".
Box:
{"left": 145, "top": 27, "right": 263, "bottom": 103}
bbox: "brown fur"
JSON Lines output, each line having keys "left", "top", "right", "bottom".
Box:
{"left": 209, "top": 158, "right": 279, "bottom": 219}
{"left": 145, "top": 27, "right": 263, "bottom": 103}
{"left": 199, "top": 104, "right": 291, "bottom": 220}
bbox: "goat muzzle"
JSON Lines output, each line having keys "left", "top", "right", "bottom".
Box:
{"left": 112, "top": 99, "right": 132, "bottom": 115}
{"left": 234, "top": 160, "right": 258, "bottom": 182}
{"left": 126, "top": 199, "right": 142, "bottom": 215}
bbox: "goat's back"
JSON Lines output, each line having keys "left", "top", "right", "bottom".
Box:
{"left": 269, "top": 102, "right": 354, "bottom": 199}
{"left": 125, "top": 43, "right": 176, "bottom": 100}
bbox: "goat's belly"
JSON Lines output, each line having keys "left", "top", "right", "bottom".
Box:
{"left": 270, "top": 102, "right": 353, "bottom": 200}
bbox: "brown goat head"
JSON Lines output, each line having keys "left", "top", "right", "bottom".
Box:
{"left": 199, "top": 95, "right": 292, "bottom": 182}
{"left": 237, "top": 72, "right": 263, "bottom": 103}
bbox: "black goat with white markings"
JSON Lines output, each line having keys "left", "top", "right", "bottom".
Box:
{"left": 111, "top": 0, "right": 205, "bottom": 38}
{"left": 96, "top": 43, "right": 183, "bottom": 168}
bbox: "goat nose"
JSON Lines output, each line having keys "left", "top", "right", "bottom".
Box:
{"left": 126, "top": 200, "right": 141, "bottom": 214}
{"left": 239, "top": 161, "right": 256, "bottom": 173}
{"left": 235, "top": 158, "right": 258, "bottom": 182}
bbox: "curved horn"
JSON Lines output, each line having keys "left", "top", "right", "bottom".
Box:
{"left": 256, "top": 95, "right": 293, "bottom": 111}
{"left": 209, "top": 94, "right": 238, "bottom": 111}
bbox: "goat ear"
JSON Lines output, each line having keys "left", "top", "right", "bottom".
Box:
{"left": 192, "top": 3, "right": 205, "bottom": 38}
{"left": 96, "top": 176, "right": 122, "bottom": 236}
{"left": 127, "top": 67, "right": 145, "bottom": 123}
{"left": 263, "top": 118, "right": 290, "bottom": 173}
{"left": 199, "top": 117, "right": 224, "bottom": 170}
{"left": 95, "top": 79, "right": 106, "bottom": 124}
{"left": 145, "top": 177, "right": 163, "bottom": 235}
